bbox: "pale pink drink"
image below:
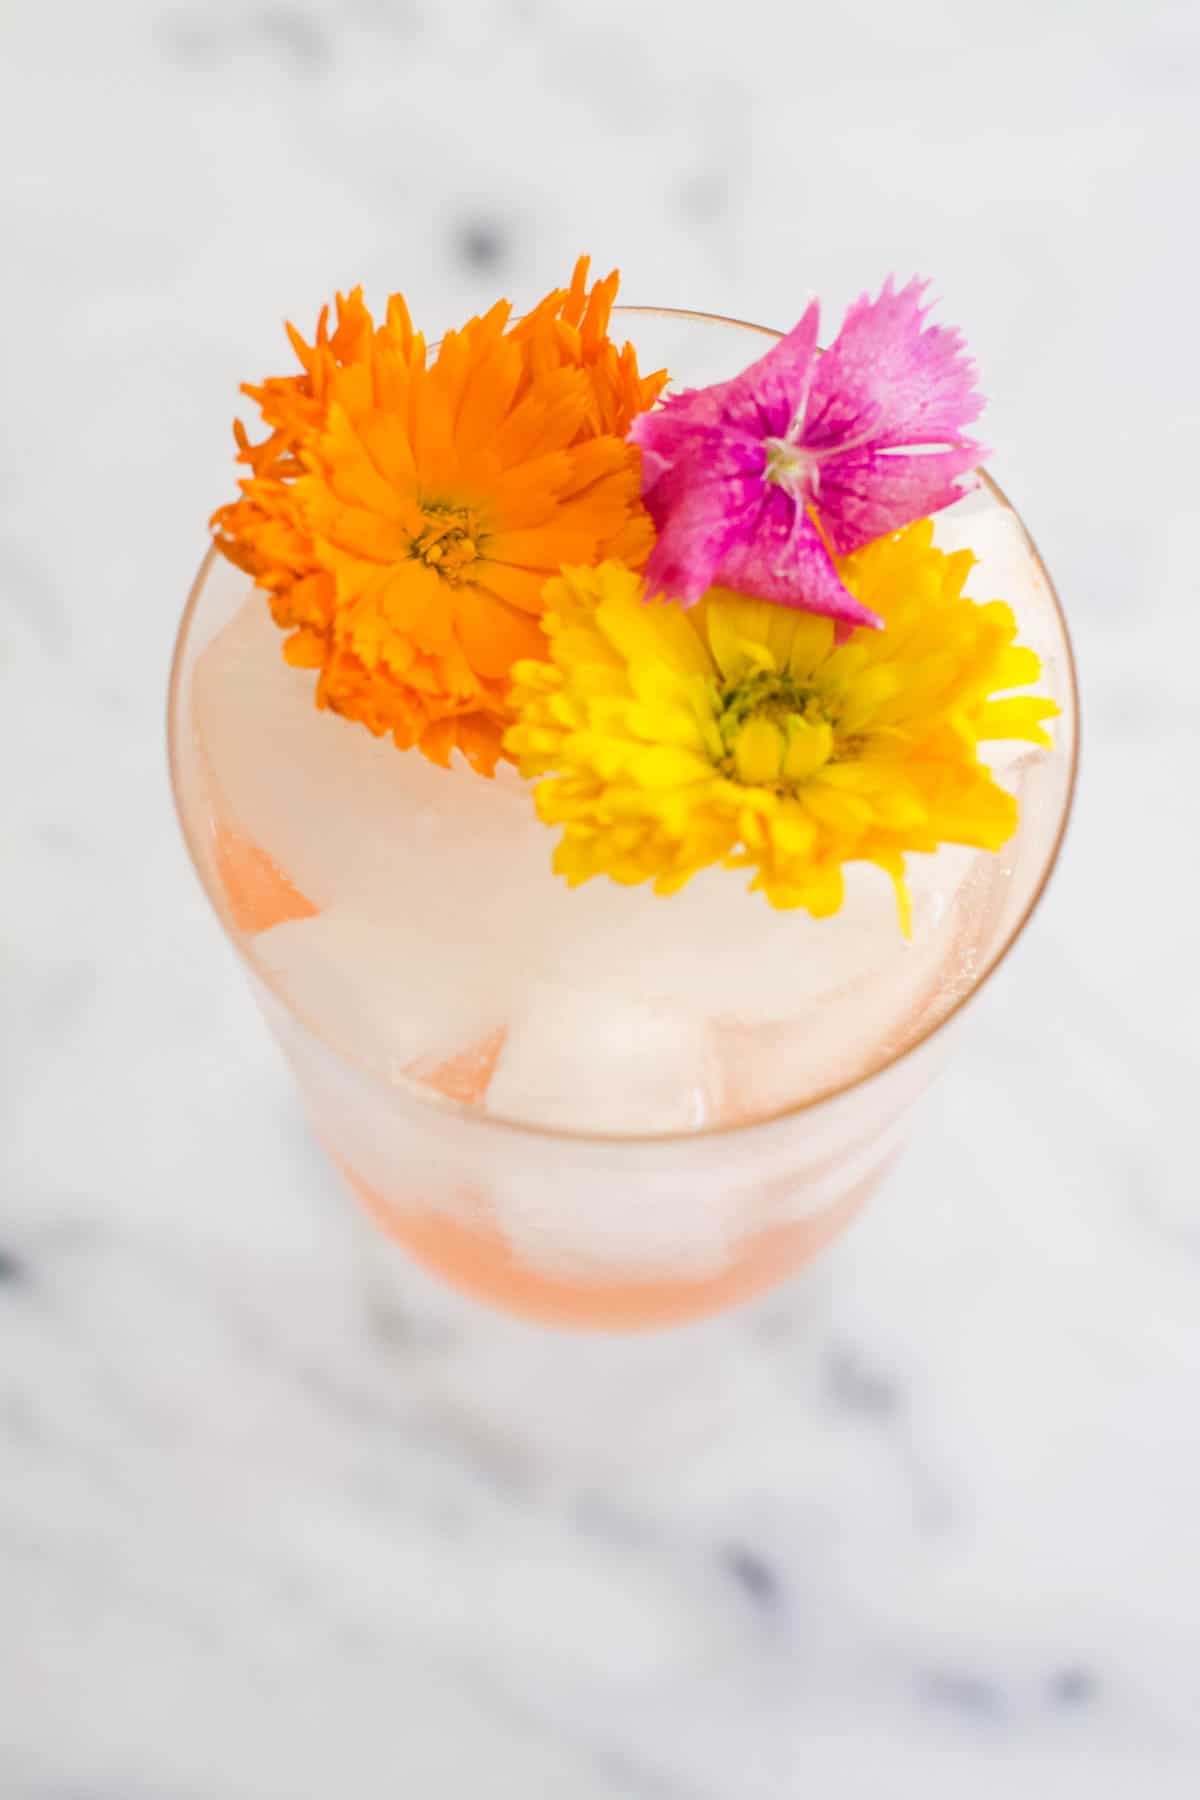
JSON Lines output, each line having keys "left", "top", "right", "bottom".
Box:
{"left": 169, "top": 310, "right": 1077, "bottom": 1328}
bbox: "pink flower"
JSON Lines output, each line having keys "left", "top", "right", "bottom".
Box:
{"left": 630, "top": 277, "right": 987, "bottom": 629}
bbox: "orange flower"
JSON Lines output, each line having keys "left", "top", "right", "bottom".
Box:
{"left": 211, "top": 259, "right": 666, "bottom": 774}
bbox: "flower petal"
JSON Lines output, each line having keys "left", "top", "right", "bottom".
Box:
{"left": 629, "top": 308, "right": 822, "bottom": 605}
{"left": 506, "top": 528, "right": 1053, "bottom": 927}
{"left": 631, "top": 303, "right": 820, "bottom": 451}
{"left": 628, "top": 287, "right": 985, "bottom": 618}
{"left": 715, "top": 492, "right": 883, "bottom": 629}
{"left": 815, "top": 444, "right": 982, "bottom": 554}
{"left": 804, "top": 276, "right": 984, "bottom": 455}
{"left": 797, "top": 276, "right": 987, "bottom": 554}
{"left": 639, "top": 435, "right": 767, "bottom": 605}
{"left": 213, "top": 260, "right": 658, "bottom": 776}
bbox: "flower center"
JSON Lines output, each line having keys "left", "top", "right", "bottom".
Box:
{"left": 411, "top": 503, "right": 481, "bottom": 582}
{"left": 763, "top": 436, "right": 820, "bottom": 501}
{"left": 717, "top": 670, "right": 835, "bottom": 788}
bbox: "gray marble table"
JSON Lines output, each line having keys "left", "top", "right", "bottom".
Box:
{"left": 3, "top": 1, "right": 1198, "bottom": 1793}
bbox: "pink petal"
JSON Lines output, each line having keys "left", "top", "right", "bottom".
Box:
{"left": 628, "top": 281, "right": 985, "bottom": 621}
{"left": 815, "top": 443, "right": 984, "bottom": 555}
{"left": 716, "top": 491, "right": 883, "bottom": 630}
{"left": 642, "top": 438, "right": 766, "bottom": 605}
{"left": 631, "top": 302, "right": 820, "bottom": 448}
{"left": 804, "top": 276, "right": 983, "bottom": 454}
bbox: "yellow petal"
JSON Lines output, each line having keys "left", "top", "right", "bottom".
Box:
{"left": 767, "top": 804, "right": 817, "bottom": 856}
{"left": 705, "top": 599, "right": 773, "bottom": 683}
{"left": 600, "top": 592, "right": 713, "bottom": 678}
{"left": 782, "top": 718, "right": 833, "bottom": 781}
{"left": 786, "top": 612, "right": 836, "bottom": 676}
{"left": 868, "top": 851, "right": 913, "bottom": 936}
{"left": 837, "top": 666, "right": 904, "bottom": 734}
{"left": 801, "top": 786, "right": 875, "bottom": 832}
{"left": 624, "top": 701, "right": 708, "bottom": 750}
{"left": 734, "top": 717, "right": 784, "bottom": 785}
{"left": 626, "top": 744, "right": 712, "bottom": 787}
{"left": 973, "top": 696, "right": 1058, "bottom": 744}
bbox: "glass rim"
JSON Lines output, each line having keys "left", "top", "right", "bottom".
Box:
{"left": 167, "top": 303, "right": 1080, "bottom": 1149}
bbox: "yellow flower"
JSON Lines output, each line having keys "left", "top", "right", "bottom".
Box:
{"left": 504, "top": 521, "right": 1057, "bottom": 925}
{"left": 211, "top": 258, "right": 666, "bottom": 776}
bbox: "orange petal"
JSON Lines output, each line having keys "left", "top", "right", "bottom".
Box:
{"left": 494, "top": 369, "right": 592, "bottom": 463}
{"left": 300, "top": 483, "right": 408, "bottom": 562}
{"left": 417, "top": 715, "right": 459, "bottom": 767}
{"left": 408, "top": 359, "right": 457, "bottom": 471}
{"left": 453, "top": 584, "right": 546, "bottom": 677}
{"left": 472, "top": 558, "right": 547, "bottom": 614}
{"left": 486, "top": 520, "right": 605, "bottom": 568}
{"left": 454, "top": 339, "right": 524, "bottom": 455}
{"left": 487, "top": 452, "right": 576, "bottom": 526}
{"left": 377, "top": 559, "right": 450, "bottom": 638}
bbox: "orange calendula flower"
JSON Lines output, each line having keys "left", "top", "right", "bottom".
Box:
{"left": 211, "top": 258, "right": 666, "bottom": 774}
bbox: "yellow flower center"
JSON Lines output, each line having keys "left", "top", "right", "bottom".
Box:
{"left": 718, "top": 669, "right": 835, "bottom": 788}
{"left": 411, "top": 503, "right": 482, "bottom": 582}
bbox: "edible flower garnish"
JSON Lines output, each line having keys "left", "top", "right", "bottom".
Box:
{"left": 630, "top": 278, "right": 985, "bottom": 630}
{"left": 505, "top": 523, "right": 1055, "bottom": 925}
{"left": 212, "top": 259, "right": 666, "bottom": 775}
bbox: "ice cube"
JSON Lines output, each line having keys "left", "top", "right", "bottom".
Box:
{"left": 486, "top": 983, "right": 726, "bottom": 1133}
{"left": 489, "top": 1156, "right": 741, "bottom": 1280}
{"left": 508, "top": 859, "right": 909, "bottom": 1026}
{"left": 715, "top": 857, "right": 976, "bottom": 1120}
{"left": 192, "top": 593, "right": 541, "bottom": 918}
{"left": 483, "top": 986, "right": 737, "bottom": 1274}
{"left": 196, "top": 593, "right": 1034, "bottom": 1139}
{"left": 194, "top": 594, "right": 392, "bottom": 905}
{"left": 253, "top": 904, "right": 513, "bottom": 1083}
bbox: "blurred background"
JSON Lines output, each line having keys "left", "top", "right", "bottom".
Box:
{"left": 2, "top": 0, "right": 1198, "bottom": 1794}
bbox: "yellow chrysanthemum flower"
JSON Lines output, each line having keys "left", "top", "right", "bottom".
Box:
{"left": 505, "top": 520, "right": 1057, "bottom": 925}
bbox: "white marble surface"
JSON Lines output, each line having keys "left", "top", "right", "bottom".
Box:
{"left": 3, "top": 0, "right": 1199, "bottom": 1793}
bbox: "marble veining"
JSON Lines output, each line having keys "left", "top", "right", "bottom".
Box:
{"left": 3, "top": 0, "right": 1200, "bottom": 1794}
